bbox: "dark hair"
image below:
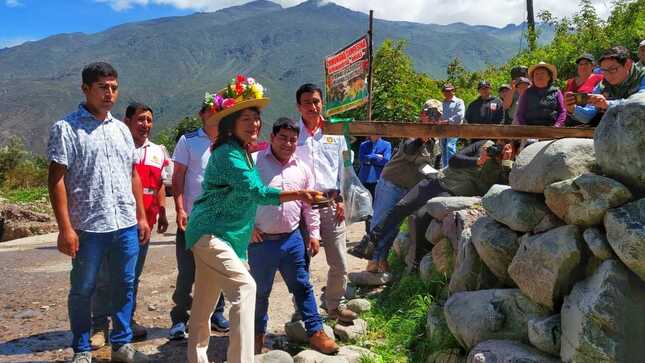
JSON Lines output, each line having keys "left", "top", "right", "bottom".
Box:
{"left": 598, "top": 46, "right": 631, "bottom": 65}
{"left": 272, "top": 117, "right": 300, "bottom": 135}
{"left": 82, "top": 62, "right": 118, "bottom": 86}
{"left": 125, "top": 102, "right": 153, "bottom": 119}
{"left": 212, "top": 107, "right": 261, "bottom": 150}
{"left": 296, "top": 83, "right": 323, "bottom": 104}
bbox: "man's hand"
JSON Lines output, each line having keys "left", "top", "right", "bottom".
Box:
{"left": 57, "top": 227, "right": 79, "bottom": 258}
{"left": 251, "top": 227, "right": 264, "bottom": 243}
{"left": 157, "top": 207, "right": 169, "bottom": 234}
{"left": 308, "top": 237, "right": 320, "bottom": 257}
{"left": 335, "top": 201, "right": 345, "bottom": 223}
{"left": 588, "top": 94, "right": 609, "bottom": 110}
{"left": 298, "top": 190, "right": 323, "bottom": 204}
{"left": 564, "top": 92, "right": 577, "bottom": 114}
{"left": 176, "top": 209, "right": 188, "bottom": 232}
{"left": 138, "top": 218, "right": 151, "bottom": 245}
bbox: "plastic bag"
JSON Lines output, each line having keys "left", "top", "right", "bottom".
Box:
{"left": 341, "top": 157, "right": 373, "bottom": 225}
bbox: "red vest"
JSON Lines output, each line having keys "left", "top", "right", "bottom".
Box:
{"left": 135, "top": 141, "right": 169, "bottom": 227}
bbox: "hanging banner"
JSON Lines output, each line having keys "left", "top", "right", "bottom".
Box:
{"left": 324, "top": 35, "right": 370, "bottom": 116}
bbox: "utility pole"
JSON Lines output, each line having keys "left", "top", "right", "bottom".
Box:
{"left": 527, "top": 0, "right": 537, "bottom": 51}
{"left": 367, "top": 10, "right": 374, "bottom": 122}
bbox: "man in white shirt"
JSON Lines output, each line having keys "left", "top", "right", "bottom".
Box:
{"left": 294, "top": 83, "right": 357, "bottom": 323}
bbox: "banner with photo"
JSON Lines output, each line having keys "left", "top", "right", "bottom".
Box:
{"left": 324, "top": 35, "right": 370, "bottom": 116}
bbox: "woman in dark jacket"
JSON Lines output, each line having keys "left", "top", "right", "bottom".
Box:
{"left": 516, "top": 62, "right": 567, "bottom": 127}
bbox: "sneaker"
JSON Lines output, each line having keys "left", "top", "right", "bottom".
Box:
{"left": 168, "top": 322, "right": 187, "bottom": 340}
{"left": 71, "top": 351, "right": 92, "bottom": 363}
{"left": 309, "top": 330, "right": 339, "bottom": 355}
{"left": 131, "top": 320, "right": 147, "bottom": 340}
{"left": 111, "top": 343, "right": 149, "bottom": 363}
{"left": 211, "top": 313, "right": 230, "bottom": 332}
{"left": 90, "top": 327, "right": 108, "bottom": 350}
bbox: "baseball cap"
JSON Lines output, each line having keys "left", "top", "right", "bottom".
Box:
{"left": 498, "top": 84, "right": 511, "bottom": 92}
{"left": 576, "top": 53, "right": 595, "bottom": 64}
{"left": 477, "top": 80, "right": 492, "bottom": 89}
{"left": 442, "top": 83, "right": 455, "bottom": 91}
{"left": 514, "top": 76, "right": 530, "bottom": 85}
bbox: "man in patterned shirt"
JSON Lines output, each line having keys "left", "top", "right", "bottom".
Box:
{"left": 47, "top": 62, "right": 150, "bottom": 363}
{"left": 90, "top": 102, "right": 170, "bottom": 346}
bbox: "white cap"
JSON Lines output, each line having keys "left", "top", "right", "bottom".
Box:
{"left": 640, "top": 40, "right": 645, "bottom": 48}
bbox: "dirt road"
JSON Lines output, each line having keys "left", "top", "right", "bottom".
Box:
{"left": 0, "top": 198, "right": 367, "bottom": 362}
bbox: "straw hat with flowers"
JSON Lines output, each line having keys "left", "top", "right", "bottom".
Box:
{"left": 202, "top": 74, "right": 270, "bottom": 125}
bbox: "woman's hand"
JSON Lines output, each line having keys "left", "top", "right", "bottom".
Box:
{"left": 298, "top": 190, "right": 324, "bottom": 204}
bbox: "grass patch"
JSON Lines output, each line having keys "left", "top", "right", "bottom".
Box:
{"left": 356, "top": 255, "right": 461, "bottom": 363}
{"left": 1, "top": 186, "right": 49, "bottom": 204}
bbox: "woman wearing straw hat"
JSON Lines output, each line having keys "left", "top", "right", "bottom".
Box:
{"left": 184, "top": 75, "right": 322, "bottom": 363}
{"left": 516, "top": 61, "right": 567, "bottom": 127}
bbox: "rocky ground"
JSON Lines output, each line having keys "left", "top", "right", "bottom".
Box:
{"left": 0, "top": 198, "right": 368, "bottom": 363}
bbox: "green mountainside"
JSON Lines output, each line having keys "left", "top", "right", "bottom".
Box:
{"left": 0, "top": 0, "right": 551, "bottom": 152}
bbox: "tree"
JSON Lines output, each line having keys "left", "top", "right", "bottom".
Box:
{"left": 154, "top": 116, "right": 202, "bottom": 154}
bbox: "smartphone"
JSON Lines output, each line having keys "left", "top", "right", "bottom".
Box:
{"left": 572, "top": 93, "right": 589, "bottom": 105}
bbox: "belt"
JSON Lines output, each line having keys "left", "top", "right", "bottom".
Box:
{"left": 262, "top": 230, "right": 296, "bottom": 240}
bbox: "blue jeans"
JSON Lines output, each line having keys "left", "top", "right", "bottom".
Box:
{"left": 248, "top": 230, "right": 323, "bottom": 337}
{"left": 92, "top": 242, "right": 149, "bottom": 329}
{"left": 370, "top": 178, "right": 408, "bottom": 261}
{"left": 69, "top": 225, "right": 139, "bottom": 353}
{"left": 441, "top": 138, "right": 458, "bottom": 168}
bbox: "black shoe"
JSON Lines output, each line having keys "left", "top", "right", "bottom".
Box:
{"left": 348, "top": 235, "right": 374, "bottom": 260}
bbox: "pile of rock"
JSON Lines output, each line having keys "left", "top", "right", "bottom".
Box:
{"left": 0, "top": 203, "right": 57, "bottom": 241}
{"left": 412, "top": 94, "right": 645, "bottom": 362}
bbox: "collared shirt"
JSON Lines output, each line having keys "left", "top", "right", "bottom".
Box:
{"left": 172, "top": 128, "right": 211, "bottom": 215}
{"left": 135, "top": 139, "right": 170, "bottom": 227}
{"left": 255, "top": 148, "right": 321, "bottom": 240}
{"left": 185, "top": 142, "right": 281, "bottom": 260}
{"left": 442, "top": 97, "right": 465, "bottom": 125}
{"left": 47, "top": 104, "right": 137, "bottom": 233}
{"left": 295, "top": 118, "right": 349, "bottom": 192}
{"left": 358, "top": 138, "right": 392, "bottom": 184}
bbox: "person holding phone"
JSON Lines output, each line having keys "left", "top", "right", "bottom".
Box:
{"left": 516, "top": 62, "right": 567, "bottom": 127}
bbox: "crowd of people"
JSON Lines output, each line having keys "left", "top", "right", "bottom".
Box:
{"left": 47, "top": 40, "right": 645, "bottom": 363}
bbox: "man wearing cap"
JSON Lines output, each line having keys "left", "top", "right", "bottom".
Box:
{"left": 361, "top": 100, "right": 440, "bottom": 273}
{"left": 638, "top": 40, "right": 645, "bottom": 69}
{"left": 465, "top": 80, "right": 504, "bottom": 125}
{"left": 167, "top": 101, "right": 229, "bottom": 340}
{"left": 250, "top": 117, "right": 338, "bottom": 355}
{"left": 566, "top": 54, "right": 604, "bottom": 94}
{"left": 502, "top": 77, "right": 530, "bottom": 125}
{"left": 440, "top": 84, "right": 465, "bottom": 167}
{"left": 565, "top": 45, "right": 645, "bottom": 125}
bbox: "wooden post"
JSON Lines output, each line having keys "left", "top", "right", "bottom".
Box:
{"left": 323, "top": 121, "right": 595, "bottom": 139}
{"left": 367, "top": 10, "right": 374, "bottom": 122}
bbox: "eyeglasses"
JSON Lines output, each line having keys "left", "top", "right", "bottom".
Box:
{"left": 600, "top": 66, "right": 621, "bottom": 74}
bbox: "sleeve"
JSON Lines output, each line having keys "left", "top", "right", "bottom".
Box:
{"left": 450, "top": 99, "right": 465, "bottom": 124}
{"left": 565, "top": 79, "right": 574, "bottom": 93}
{"left": 301, "top": 164, "right": 321, "bottom": 240}
{"left": 572, "top": 84, "right": 602, "bottom": 124}
{"left": 225, "top": 147, "right": 281, "bottom": 206}
{"left": 448, "top": 141, "right": 481, "bottom": 169}
{"left": 372, "top": 141, "right": 392, "bottom": 166}
{"left": 160, "top": 145, "right": 171, "bottom": 181}
{"left": 494, "top": 99, "right": 505, "bottom": 123}
{"left": 465, "top": 102, "right": 474, "bottom": 123}
{"left": 47, "top": 121, "right": 72, "bottom": 167}
{"left": 515, "top": 93, "right": 528, "bottom": 125}
{"left": 358, "top": 142, "right": 370, "bottom": 163}
{"left": 554, "top": 90, "right": 567, "bottom": 127}
{"left": 172, "top": 136, "right": 190, "bottom": 167}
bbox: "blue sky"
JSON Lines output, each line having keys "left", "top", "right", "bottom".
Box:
{"left": 1, "top": 0, "right": 613, "bottom": 49}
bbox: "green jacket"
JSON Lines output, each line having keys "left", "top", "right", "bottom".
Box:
{"left": 185, "top": 141, "right": 281, "bottom": 260}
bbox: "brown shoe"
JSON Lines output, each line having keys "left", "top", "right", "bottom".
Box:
{"left": 131, "top": 320, "right": 148, "bottom": 339}
{"left": 254, "top": 334, "right": 266, "bottom": 355}
{"left": 309, "top": 330, "right": 339, "bottom": 355}
{"left": 90, "top": 327, "right": 108, "bottom": 350}
{"left": 328, "top": 308, "right": 357, "bottom": 324}
{"left": 378, "top": 260, "right": 390, "bottom": 273}
{"left": 366, "top": 260, "right": 379, "bottom": 273}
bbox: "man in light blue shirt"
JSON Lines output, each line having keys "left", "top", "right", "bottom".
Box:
{"left": 440, "top": 84, "right": 465, "bottom": 167}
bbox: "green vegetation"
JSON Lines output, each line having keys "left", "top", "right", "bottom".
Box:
{"left": 356, "top": 254, "right": 458, "bottom": 363}
{"left": 0, "top": 136, "right": 50, "bottom": 209}
{"left": 154, "top": 116, "right": 202, "bottom": 154}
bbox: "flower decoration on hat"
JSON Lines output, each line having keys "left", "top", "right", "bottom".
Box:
{"left": 203, "top": 74, "right": 266, "bottom": 114}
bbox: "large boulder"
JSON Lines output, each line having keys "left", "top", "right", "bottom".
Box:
{"left": 544, "top": 174, "right": 632, "bottom": 227}
{"left": 509, "top": 138, "right": 597, "bottom": 194}
{"left": 583, "top": 227, "right": 615, "bottom": 261}
{"left": 423, "top": 196, "right": 482, "bottom": 220}
{"left": 333, "top": 319, "right": 368, "bottom": 342}
{"left": 426, "top": 302, "right": 459, "bottom": 350}
{"left": 255, "top": 350, "right": 294, "bottom": 363}
{"left": 528, "top": 314, "right": 561, "bottom": 356}
{"left": 507, "top": 225, "right": 584, "bottom": 309}
{"left": 432, "top": 238, "right": 454, "bottom": 276}
{"left": 482, "top": 184, "right": 552, "bottom": 232}
{"left": 419, "top": 253, "right": 435, "bottom": 283}
{"left": 441, "top": 208, "right": 487, "bottom": 250}
{"left": 467, "top": 340, "right": 560, "bottom": 363}
{"left": 347, "top": 271, "right": 393, "bottom": 287}
{"left": 604, "top": 198, "right": 645, "bottom": 281}
{"left": 392, "top": 231, "right": 412, "bottom": 260}
{"left": 425, "top": 219, "right": 444, "bottom": 245}
{"left": 594, "top": 92, "right": 645, "bottom": 195}
{"left": 471, "top": 217, "right": 519, "bottom": 285}
{"left": 448, "top": 229, "right": 500, "bottom": 294}
{"left": 561, "top": 260, "right": 645, "bottom": 362}
{"left": 444, "top": 289, "right": 551, "bottom": 350}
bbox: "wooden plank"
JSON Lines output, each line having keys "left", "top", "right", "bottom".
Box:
{"left": 322, "top": 121, "right": 595, "bottom": 139}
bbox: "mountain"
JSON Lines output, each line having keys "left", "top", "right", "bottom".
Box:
{"left": 0, "top": 0, "right": 553, "bottom": 153}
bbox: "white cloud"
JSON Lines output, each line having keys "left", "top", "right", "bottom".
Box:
{"left": 94, "top": 0, "right": 613, "bottom": 27}
{"left": 5, "top": 0, "right": 23, "bottom": 7}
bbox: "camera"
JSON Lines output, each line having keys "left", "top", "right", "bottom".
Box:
{"left": 486, "top": 144, "right": 503, "bottom": 158}
{"left": 572, "top": 93, "right": 589, "bottom": 105}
